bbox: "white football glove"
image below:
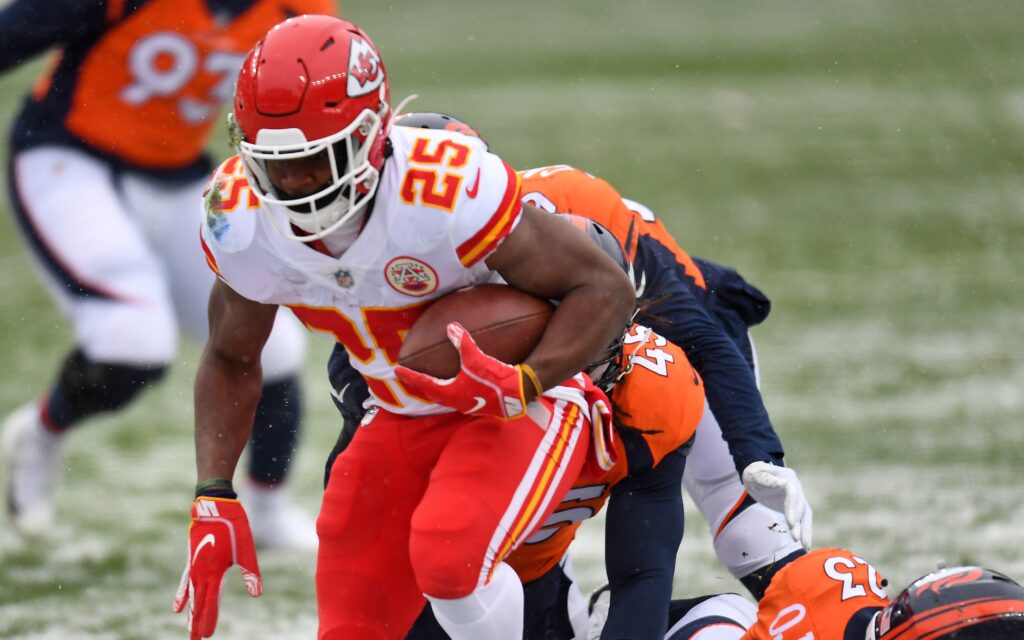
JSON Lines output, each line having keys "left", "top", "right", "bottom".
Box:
{"left": 741, "top": 461, "right": 813, "bottom": 549}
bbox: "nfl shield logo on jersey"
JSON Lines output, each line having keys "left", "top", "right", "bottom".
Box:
{"left": 334, "top": 269, "right": 354, "bottom": 288}
{"left": 385, "top": 257, "right": 438, "bottom": 297}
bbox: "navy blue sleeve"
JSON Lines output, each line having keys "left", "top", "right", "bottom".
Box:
{"left": 327, "top": 341, "right": 370, "bottom": 427}
{"left": 601, "top": 448, "right": 686, "bottom": 640}
{"left": 636, "top": 238, "right": 784, "bottom": 473}
{"left": 0, "top": 0, "right": 110, "bottom": 72}
{"left": 324, "top": 342, "right": 371, "bottom": 487}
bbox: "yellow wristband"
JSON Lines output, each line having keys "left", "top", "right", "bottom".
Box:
{"left": 519, "top": 363, "right": 544, "bottom": 398}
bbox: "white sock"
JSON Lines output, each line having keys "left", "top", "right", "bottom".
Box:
{"left": 244, "top": 481, "right": 289, "bottom": 510}
{"left": 426, "top": 562, "right": 524, "bottom": 640}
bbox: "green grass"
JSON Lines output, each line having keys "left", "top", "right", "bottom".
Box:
{"left": 1, "top": 0, "right": 1023, "bottom": 636}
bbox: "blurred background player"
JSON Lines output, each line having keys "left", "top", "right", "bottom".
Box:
{"left": 643, "top": 549, "right": 1024, "bottom": 640}
{"left": 330, "top": 111, "right": 812, "bottom": 602}
{"left": 0, "top": 0, "right": 335, "bottom": 546}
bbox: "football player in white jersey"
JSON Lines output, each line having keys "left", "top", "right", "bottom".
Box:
{"left": 172, "top": 15, "right": 636, "bottom": 640}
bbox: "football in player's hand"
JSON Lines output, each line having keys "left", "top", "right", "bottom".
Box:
{"left": 398, "top": 284, "right": 553, "bottom": 379}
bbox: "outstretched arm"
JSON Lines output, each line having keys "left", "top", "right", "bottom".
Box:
{"left": 175, "top": 280, "right": 277, "bottom": 638}
{"left": 636, "top": 258, "right": 811, "bottom": 547}
{"left": 641, "top": 278, "right": 783, "bottom": 473}
{"left": 194, "top": 279, "right": 278, "bottom": 485}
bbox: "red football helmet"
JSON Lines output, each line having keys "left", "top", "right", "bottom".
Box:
{"left": 233, "top": 15, "right": 391, "bottom": 241}
{"left": 870, "top": 566, "right": 1024, "bottom": 639}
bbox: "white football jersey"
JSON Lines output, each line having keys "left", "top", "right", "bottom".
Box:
{"left": 200, "top": 126, "right": 522, "bottom": 415}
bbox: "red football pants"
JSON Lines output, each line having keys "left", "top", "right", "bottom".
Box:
{"left": 317, "top": 398, "right": 591, "bottom": 640}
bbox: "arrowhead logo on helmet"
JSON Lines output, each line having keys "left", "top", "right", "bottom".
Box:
{"left": 348, "top": 38, "right": 383, "bottom": 97}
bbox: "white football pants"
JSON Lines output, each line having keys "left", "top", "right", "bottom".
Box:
{"left": 10, "top": 146, "right": 305, "bottom": 379}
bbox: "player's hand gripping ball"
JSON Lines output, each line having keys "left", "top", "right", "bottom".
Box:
{"left": 396, "top": 285, "right": 554, "bottom": 418}
{"left": 397, "top": 284, "right": 553, "bottom": 379}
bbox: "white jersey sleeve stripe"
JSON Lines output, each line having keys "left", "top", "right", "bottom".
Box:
{"left": 455, "top": 160, "right": 522, "bottom": 266}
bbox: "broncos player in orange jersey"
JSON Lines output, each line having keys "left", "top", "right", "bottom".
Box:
{"left": 0, "top": 0, "right": 334, "bottom": 546}
{"left": 648, "top": 549, "right": 1024, "bottom": 640}
{"left": 514, "top": 162, "right": 812, "bottom": 597}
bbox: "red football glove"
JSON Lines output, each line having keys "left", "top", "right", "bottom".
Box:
{"left": 395, "top": 322, "right": 529, "bottom": 419}
{"left": 173, "top": 497, "right": 262, "bottom": 639}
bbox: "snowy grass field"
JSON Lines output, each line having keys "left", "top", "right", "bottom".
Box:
{"left": 1, "top": 1, "right": 1022, "bottom": 637}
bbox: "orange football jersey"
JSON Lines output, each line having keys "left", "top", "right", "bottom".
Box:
{"left": 505, "top": 325, "right": 704, "bottom": 583}
{"left": 519, "top": 165, "right": 706, "bottom": 288}
{"left": 32, "top": 0, "right": 335, "bottom": 168}
{"left": 744, "top": 548, "right": 889, "bottom": 640}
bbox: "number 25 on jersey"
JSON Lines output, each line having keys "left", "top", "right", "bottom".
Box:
{"left": 400, "top": 137, "right": 472, "bottom": 212}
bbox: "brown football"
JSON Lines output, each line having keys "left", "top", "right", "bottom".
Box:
{"left": 398, "top": 284, "right": 554, "bottom": 379}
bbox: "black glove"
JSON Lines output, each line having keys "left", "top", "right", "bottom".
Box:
{"left": 324, "top": 343, "right": 370, "bottom": 488}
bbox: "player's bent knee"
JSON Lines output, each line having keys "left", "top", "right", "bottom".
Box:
{"left": 426, "top": 563, "right": 524, "bottom": 640}
{"left": 80, "top": 316, "right": 177, "bottom": 364}
{"left": 58, "top": 349, "right": 168, "bottom": 416}
{"left": 72, "top": 280, "right": 178, "bottom": 364}
{"left": 410, "top": 490, "right": 492, "bottom": 598}
{"left": 714, "top": 504, "right": 804, "bottom": 579}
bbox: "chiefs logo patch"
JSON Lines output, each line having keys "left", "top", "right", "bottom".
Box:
{"left": 347, "top": 37, "right": 384, "bottom": 97}
{"left": 385, "top": 257, "right": 438, "bottom": 297}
